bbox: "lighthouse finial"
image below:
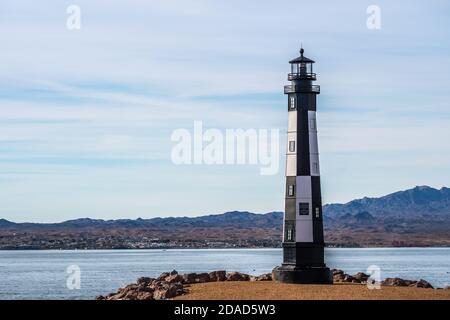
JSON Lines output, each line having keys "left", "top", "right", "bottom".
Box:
{"left": 300, "top": 44, "right": 304, "bottom": 57}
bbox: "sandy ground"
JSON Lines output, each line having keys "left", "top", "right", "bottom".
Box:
{"left": 175, "top": 282, "right": 450, "bottom": 300}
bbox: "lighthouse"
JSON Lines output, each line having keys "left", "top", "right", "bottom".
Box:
{"left": 272, "top": 48, "right": 332, "bottom": 284}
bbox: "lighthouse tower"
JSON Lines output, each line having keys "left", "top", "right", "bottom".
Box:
{"left": 272, "top": 48, "right": 332, "bottom": 284}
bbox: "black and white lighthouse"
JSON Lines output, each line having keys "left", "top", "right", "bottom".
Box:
{"left": 273, "top": 48, "right": 332, "bottom": 284}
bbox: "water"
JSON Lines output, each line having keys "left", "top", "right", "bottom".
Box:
{"left": 0, "top": 248, "right": 449, "bottom": 300}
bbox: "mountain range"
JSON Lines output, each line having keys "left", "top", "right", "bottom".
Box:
{"left": 0, "top": 186, "right": 449, "bottom": 249}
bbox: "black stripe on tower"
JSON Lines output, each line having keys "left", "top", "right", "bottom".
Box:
{"left": 296, "top": 106, "right": 310, "bottom": 176}
{"left": 284, "top": 177, "right": 296, "bottom": 222}
{"left": 284, "top": 176, "right": 297, "bottom": 243}
{"left": 297, "top": 93, "right": 317, "bottom": 111}
{"left": 311, "top": 176, "right": 324, "bottom": 243}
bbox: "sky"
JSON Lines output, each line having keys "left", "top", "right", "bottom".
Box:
{"left": 0, "top": 0, "right": 449, "bottom": 222}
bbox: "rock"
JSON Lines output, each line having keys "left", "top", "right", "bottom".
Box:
{"left": 226, "top": 272, "right": 250, "bottom": 281}
{"left": 182, "top": 273, "right": 198, "bottom": 284}
{"left": 165, "top": 274, "right": 183, "bottom": 284}
{"left": 96, "top": 295, "right": 105, "bottom": 300}
{"left": 382, "top": 278, "right": 404, "bottom": 286}
{"left": 382, "top": 277, "right": 410, "bottom": 287}
{"left": 194, "top": 273, "right": 211, "bottom": 283}
{"left": 157, "top": 272, "right": 170, "bottom": 281}
{"left": 382, "top": 277, "right": 429, "bottom": 287}
{"left": 105, "top": 293, "right": 122, "bottom": 300}
{"left": 124, "top": 284, "right": 138, "bottom": 291}
{"left": 153, "top": 285, "right": 178, "bottom": 300}
{"left": 332, "top": 269, "right": 346, "bottom": 282}
{"left": 137, "top": 277, "right": 154, "bottom": 285}
{"left": 169, "top": 270, "right": 178, "bottom": 276}
{"left": 333, "top": 274, "right": 345, "bottom": 282}
{"left": 137, "top": 292, "right": 154, "bottom": 300}
{"left": 252, "top": 273, "right": 272, "bottom": 281}
{"left": 209, "top": 270, "right": 226, "bottom": 282}
{"left": 353, "top": 272, "right": 369, "bottom": 283}
{"left": 332, "top": 269, "right": 345, "bottom": 276}
{"left": 181, "top": 272, "right": 210, "bottom": 283}
{"left": 137, "top": 285, "right": 154, "bottom": 293}
{"left": 343, "top": 275, "right": 356, "bottom": 283}
{"left": 124, "top": 291, "right": 138, "bottom": 300}
{"left": 149, "top": 280, "right": 163, "bottom": 289}
{"left": 410, "top": 279, "right": 434, "bottom": 289}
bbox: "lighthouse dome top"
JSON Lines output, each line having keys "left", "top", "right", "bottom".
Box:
{"left": 289, "top": 48, "right": 315, "bottom": 64}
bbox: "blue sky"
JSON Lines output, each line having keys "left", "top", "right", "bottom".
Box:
{"left": 0, "top": 0, "right": 449, "bottom": 222}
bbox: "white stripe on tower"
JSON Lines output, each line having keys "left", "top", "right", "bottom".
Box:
{"left": 308, "top": 110, "right": 320, "bottom": 176}
{"left": 286, "top": 110, "right": 297, "bottom": 177}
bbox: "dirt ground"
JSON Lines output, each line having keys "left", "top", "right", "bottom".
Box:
{"left": 175, "top": 281, "right": 450, "bottom": 300}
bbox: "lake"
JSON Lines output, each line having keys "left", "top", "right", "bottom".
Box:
{"left": 0, "top": 248, "right": 449, "bottom": 299}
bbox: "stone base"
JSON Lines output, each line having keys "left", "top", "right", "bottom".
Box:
{"left": 272, "top": 265, "right": 332, "bottom": 284}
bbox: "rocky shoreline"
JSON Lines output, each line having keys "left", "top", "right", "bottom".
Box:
{"left": 96, "top": 269, "right": 438, "bottom": 300}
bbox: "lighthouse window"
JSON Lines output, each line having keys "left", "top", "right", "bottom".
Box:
{"left": 287, "top": 229, "right": 293, "bottom": 241}
{"left": 289, "top": 141, "right": 295, "bottom": 152}
{"left": 288, "top": 185, "right": 295, "bottom": 196}
{"left": 289, "top": 96, "right": 295, "bottom": 110}
{"left": 315, "top": 207, "right": 320, "bottom": 218}
{"left": 299, "top": 203, "right": 309, "bottom": 215}
{"left": 310, "top": 119, "right": 316, "bottom": 130}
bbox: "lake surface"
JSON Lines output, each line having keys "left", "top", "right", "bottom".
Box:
{"left": 0, "top": 248, "right": 449, "bottom": 300}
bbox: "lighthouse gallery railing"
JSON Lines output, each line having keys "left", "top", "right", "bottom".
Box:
{"left": 284, "top": 85, "right": 320, "bottom": 94}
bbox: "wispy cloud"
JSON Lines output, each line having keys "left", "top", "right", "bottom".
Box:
{"left": 0, "top": 0, "right": 449, "bottom": 222}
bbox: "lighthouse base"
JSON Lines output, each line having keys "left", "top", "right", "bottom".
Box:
{"left": 272, "top": 265, "right": 332, "bottom": 284}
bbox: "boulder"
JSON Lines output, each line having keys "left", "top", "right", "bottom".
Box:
{"left": 353, "top": 272, "right": 369, "bottom": 283}
{"left": 153, "top": 285, "right": 178, "bottom": 300}
{"left": 137, "top": 285, "right": 154, "bottom": 293}
{"left": 98, "top": 275, "right": 188, "bottom": 300}
{"left": 137, "top": 277, "right": 154, "bottom": 285}
{"left": 382, "top": 277, "right": 409, "bottom": 287}
{"left": 124, "top": 291, "right": 138, "bottom": 300}
{"left": 343, "top": 275, "right": 356, "bottom": 283}
{"left": 410, "top": 279, "right": 433, "bottom": 289}
{"left": 194, "top": 273, "right": 211, "bottom": 283}
{"left": 332, "top": 269, "right": 345, "bottom": 276}
{"left": 182, "top": 273, "right": 198, "bottom": 284}
{"left": 149, "top": 280, "right": 164, "bottom": 289}
{"left": 124, "top": 284, "right": 138, "bottom": 291}
{"left": 165, "top": 274, "right": 183, "bottom": 284}
{"left": 251, "top": 273, "right": 272, "bottom": 281}
{"left": 157, "top": 272, "right": 170, "bottom": 281}
{"left": 137, "top": 292, "right": 154, "bottom": 300}
{"left": 332, "top": 269, "right": 346, "bottom": 282}
{"left": 105, "top": 292, "right": 124, "bottom": 300}
{"left": 209, "top": 270, "right": 226, "bottom": 282}
{"left": 333, "top": 273, "right": 345, "bottom": 282}
{"left": 226, "top": 272, "right": 250, "bottom": 281}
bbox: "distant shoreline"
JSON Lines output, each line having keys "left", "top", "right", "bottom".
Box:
{"left": 1, "top": 246, "right": 450, "bottom": 251}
